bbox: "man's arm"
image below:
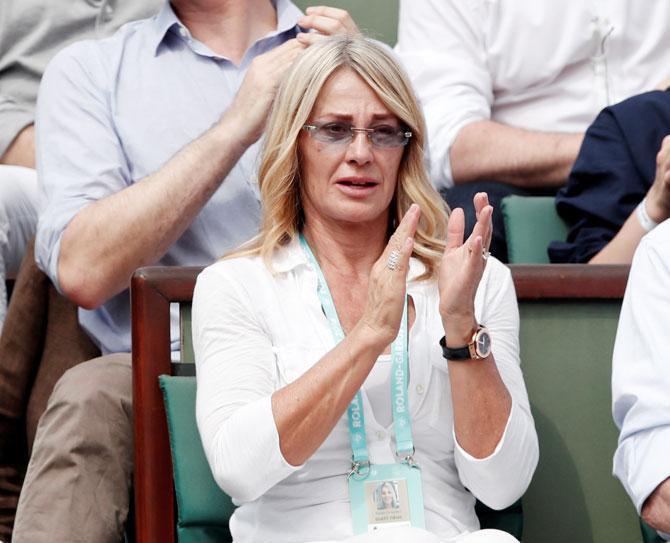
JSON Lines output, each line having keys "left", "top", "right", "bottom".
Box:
{"left": 449, "top": 120, "right": 583, "bottom": 188}
{"left": 0, "top": 124, "right": 35, "bottom": 168}
{"left": 56, "top": 40, "right": 305, "bottom": 309}
{"left": 396, "top": 0, "right": 583, "bottom": 190}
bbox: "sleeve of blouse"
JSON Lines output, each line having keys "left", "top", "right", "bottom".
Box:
{"left": 453, "top": 260, "right": 539, "bottom": 509}
{"left": 192, "top": 263, "right": 301, "bottom": 503}
{"left": 395, "top": 0, "right": 492, "bottom": 189}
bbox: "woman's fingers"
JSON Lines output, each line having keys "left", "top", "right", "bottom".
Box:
{"left": 386, "top": 204, "right": 420, "bottom": 256}
{"left": 471, "top": 192, "right": 493, "bottom": 251}
{"left": 446, "top": 207, "right": 465, "bottom": 250}
{"left": 466, "top": 235, "right": 486, "bottom": 270}
{"left": 473, "top": 192, "right": 489, "bottom": 219}
{"left": 362, "top": 206, "right": 419, "bottom": 346}
{"left": 469, "top": 204, "right": 493, "bottom": 253}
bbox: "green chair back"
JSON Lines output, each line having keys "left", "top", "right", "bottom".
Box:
{"left": 160, "top": 376, "right": 235, "bottom": 543}
{"left": 518, "top": 299, "right": 640, "bottom": 542}
{"left": 502, "top": 196, "right": 569, "bottom": 264}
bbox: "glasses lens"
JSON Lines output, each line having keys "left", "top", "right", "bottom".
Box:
{"left": 370, "top": 125, "right": 409, "bottom": 148}
{"left": 314, "top": 122, "right": 352, "bottom": 144}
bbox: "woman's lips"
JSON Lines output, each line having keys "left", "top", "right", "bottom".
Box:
{"left": 335, "top": 178, "right": 379, "bottom": 196}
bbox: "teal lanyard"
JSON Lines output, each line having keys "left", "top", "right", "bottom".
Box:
{"left": 299, "top": 234, "right": 416, "bottom": 476}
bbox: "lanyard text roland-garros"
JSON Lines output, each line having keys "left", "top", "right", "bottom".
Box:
{"left": 299, "top": 234, "right": 426, "bottom": 533}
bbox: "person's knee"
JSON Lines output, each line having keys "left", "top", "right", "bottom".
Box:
{"left": 48, "top": 353, "right": 132, "bottom": 423}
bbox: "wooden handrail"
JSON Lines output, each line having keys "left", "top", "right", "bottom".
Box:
{"left": 509, "top": 264, "right": 628, "bottom": 299}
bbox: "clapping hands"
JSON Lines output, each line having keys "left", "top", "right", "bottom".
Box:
{"left": 438, "top": 193, "right": 493, "bottom": 344}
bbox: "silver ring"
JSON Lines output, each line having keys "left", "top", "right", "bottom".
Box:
{"left": 482, "top": 249, "right": 490, "bottom": 261}
{"left": 387, "top": 250, "right": 400, "bottom": 270}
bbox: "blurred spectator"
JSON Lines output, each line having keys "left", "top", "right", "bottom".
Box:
{"left": 0, "top": 0, "right": 161, "bottom": 331}
{"left": 10, "top": 2, "right": 358, "bottom": 542}
{"left": 395, "top": 0, "right": 670, "bottom": 261}
{"left": 0, "top": 2, "right": 162, "bottom": 540}
{"left": 612, "top": 218, "right": 670, "bottom": 539}
{"left": 549, "top": 90, "right": 670, "bottom": 263}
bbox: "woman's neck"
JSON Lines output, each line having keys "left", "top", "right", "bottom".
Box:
{"left": 302, "top": 215, "right": 388, "bottom": 280}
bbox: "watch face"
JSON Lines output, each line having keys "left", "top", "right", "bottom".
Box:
{"left": 475, "top": 330, "right": 491, "bottom": 358}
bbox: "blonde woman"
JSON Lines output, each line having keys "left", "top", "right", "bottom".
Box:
{"left": 192, "top": 36, "right": 538, "bottom": 543}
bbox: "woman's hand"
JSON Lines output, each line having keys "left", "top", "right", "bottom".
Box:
{"left": 438, "top": 193, "right": 493, "bottom": 345}
{"left": 358, "top": 204, "right": 420, "bottom": 349}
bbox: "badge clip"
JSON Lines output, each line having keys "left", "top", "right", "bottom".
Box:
{"left": 396, "top": 448, "right": 419, "bottom": 470}
{"left": 348, "top": 459, "right": 371, "bottom": 480}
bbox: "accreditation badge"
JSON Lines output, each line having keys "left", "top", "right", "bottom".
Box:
{"left": 348, "top": 462, "right": 426, "bottom": 534}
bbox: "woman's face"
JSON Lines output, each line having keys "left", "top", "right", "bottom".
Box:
{"left": 299, "top": 68, "right": 405, "bottom": 231}
{"left": 381, "top": 483, "right": 395, "bottom": 507}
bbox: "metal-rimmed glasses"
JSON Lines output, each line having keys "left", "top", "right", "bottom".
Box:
{"left": 302, "top": 121, "right": 412, "bottom": 148}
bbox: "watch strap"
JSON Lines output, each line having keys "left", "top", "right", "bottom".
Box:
{"left": 439, "top": 335, "right": 472, "bottom": 361}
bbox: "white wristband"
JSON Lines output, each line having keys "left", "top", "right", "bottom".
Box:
{"left": 635, "top": 198, "right": 659, "bottom": 233}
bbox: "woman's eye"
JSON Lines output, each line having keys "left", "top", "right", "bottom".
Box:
{"left": 323, "top": 123, "right": 349, "bottom": 135}
{"left": 373, "top": 125, "right": 397, "bottom": 137}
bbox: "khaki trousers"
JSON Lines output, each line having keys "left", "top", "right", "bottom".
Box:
{"left": 0, "top": 237, "right": 99, "bottom": 541}
{"left": 12, "top": 353, "right": 132, "bottom": 543}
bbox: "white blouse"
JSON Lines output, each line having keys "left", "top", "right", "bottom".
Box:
{"left": 192, "top": 239, "right": 538, "bottom": 542}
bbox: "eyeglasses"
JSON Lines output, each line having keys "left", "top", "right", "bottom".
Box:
{"left": 302, "top": 121, "right": 412, "bottom": 148}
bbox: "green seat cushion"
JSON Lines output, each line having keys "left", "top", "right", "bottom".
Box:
{"left": 159, "top": 375, "right": 235, "bottom": 540}
{"left": 501, "top": 196, "right": 569, "bottom": 264}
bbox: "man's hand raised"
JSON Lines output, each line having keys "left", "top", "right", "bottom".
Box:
{"left": 297, "top": 6, "right": 359, "bottom": 46}
{"left": 221, "top": 39, "right": 307, "bottom": 148}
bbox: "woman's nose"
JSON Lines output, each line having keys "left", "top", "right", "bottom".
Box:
{"left": 345, "top": 131, "right": 374, "bottom": 164}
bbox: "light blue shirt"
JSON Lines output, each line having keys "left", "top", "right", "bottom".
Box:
{"left": 34, "top": 0, "right": 302, "bottom": 354}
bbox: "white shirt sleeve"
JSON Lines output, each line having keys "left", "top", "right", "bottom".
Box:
{"left": 192, "top": 263, "right": 301, "bottom": 503}
{"left": 612, "top": 223, "right": 670, "bottom": 516}
{"left": 395, "top": 0, "right": 492, "bottom": 189}
{"left": 453, "top": 261, "right": 539, "bottom": 509}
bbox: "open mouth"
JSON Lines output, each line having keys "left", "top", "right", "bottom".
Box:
{"left": 337, "top": 179, "right": 378, "bottom": 188}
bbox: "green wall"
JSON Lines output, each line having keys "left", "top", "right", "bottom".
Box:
{"left": 293, "top": 0, "right": 399, "bottom": 45}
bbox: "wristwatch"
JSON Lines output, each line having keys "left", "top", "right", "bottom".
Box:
{"left": 439, "top": 325, "right": 491, "bottom": 361}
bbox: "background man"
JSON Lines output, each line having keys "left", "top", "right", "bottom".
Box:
{"left": 395, "top": 0, "right": 670, "bottom": 261}
{"left": 11, "top": 2, "right": 358, "bottom": 541}
{"left": 0, "top": 0, "right": 161, "bottom": 330}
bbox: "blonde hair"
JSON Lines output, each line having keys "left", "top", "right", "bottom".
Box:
{"left": 231, "top": 35, "right": 448, "bottom": 280}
